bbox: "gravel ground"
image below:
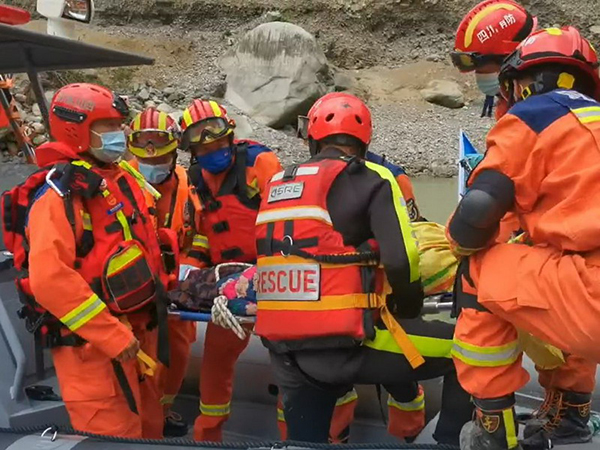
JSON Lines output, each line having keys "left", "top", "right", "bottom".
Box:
{"left": 8, "top": 0, "right": 599, "bottom": 176}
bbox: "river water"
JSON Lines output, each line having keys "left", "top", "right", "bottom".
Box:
{"left": 412, "top": 177, "right": 458, "bottom": 224}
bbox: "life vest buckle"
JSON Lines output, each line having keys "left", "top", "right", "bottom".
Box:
{"left": 280, "top": 235, "right": 294, "bottom": 257}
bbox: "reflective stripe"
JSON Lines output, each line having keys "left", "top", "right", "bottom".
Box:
{"left": 256, "top": 206, "right": 332, "bottom": 226}
{"left": 107, "top": 245, "right": 143, "bottom": 275}
{"left": 182, "top": 108, "right": 194, "bottom": 127}
{"left": 572, "top": 106, "right": 600, "bottom": 124}
{"left": 388, "top": 392, "right": 425, "bottom": 412}
{"left": 209, "top": 100, "right": 222, "bottom": 117}
{"left": 336, "top": 388, "right": 358, "bottom": 406}
{"left": 158, "top": 111, "right": 167, "bottom": 130}
{"left": 200, "top": 401, "right": 231, "bottom": 417}
{"left": 271, "top": 166, "right": 320, "bottom": 181}
{"left": 364, "top": 329, "right": 453, "bottom": 358}
{"left": 503, "top": 408, "right": 519, "bottom": 448}
{"left": 464, "top": 3, "right": 518, "bottom": 48}
{"left": 161, "top": 394, "right": 176, "bottom": 405}
{"left": 80, "top": 211, "right": 92, "bottom": 230}
{"left": 364, "top": 161, "right": 420, "bottom": 283}
{"left": 193, "top": 234, "right": 209, "bottom": 249}
{"left": 133, "top": 114, "right": 142, "bottom": 131}
{"left": 101, "top": 189, "right": 133, "bottom": 240}
{"left": 451, "top": 338, "right": 521, "bottom": 367}
{"left": 72, "top": 159, "right": 93, "bottom": 169}
{"left": 277, "top": 408, "right": 285, "bottom": 422}
{"left": 60, "top": 293, "right": 106, "bottom": 331}
{"left": 259, "top": 293, "right": 383, "bottom": 311}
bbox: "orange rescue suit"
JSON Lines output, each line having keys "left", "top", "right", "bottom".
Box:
{"left": 26, "top": 143, "right": 169, "bottom": 438}
{"left": 191, "top": 141, "right": 282, "bottom": 442}
{"left": 449, "top": 89, "right": 600, "bottom": 398}
{"left": 139, "top": 164, "right": 207, "bottom": 413}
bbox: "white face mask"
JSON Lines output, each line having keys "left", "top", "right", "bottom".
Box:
{"left": 89, "top": 130, "right": 127, "bottom": 163}
{"left": 138, "top": 161, "right": 173, "bottom": 184}
{"left": 475, "top": 72, "right": 501, "bottom": 96}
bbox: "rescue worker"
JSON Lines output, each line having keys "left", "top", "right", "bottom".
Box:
{"left": 179, "top": 99, "right": 282, "bottom": 441}
{"left": 26, "top": 83, "right": 174, "bottom": 438}
{"left": 451, "top": 0, "right": 537, "bottom": 119}
{"left": 127, "top": 107, "right": 209, "bottom": 437}
{"left": 255, "top": 92, "right": 473, "bottom": 444}
{"left": 452, "top": 3, "right": 598, "bottom": 441}
{"left": 447, "top": 27, "right": 600, "bottom": 450}
{"left": 292, "top": 99, "right": 428, "bottom": 442}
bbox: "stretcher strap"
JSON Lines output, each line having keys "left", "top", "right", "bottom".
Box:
{"left": 111, "top": 360, "right": 138, "bottom": 414}
{"left": 379, "top": 307, "right": 425, "bottom": 369}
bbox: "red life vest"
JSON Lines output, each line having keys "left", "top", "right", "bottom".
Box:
{"left": 2, "top": 159, "right": 169, "bottom": 347}
{"left": 254, "top": 157, "right": 387, "bottom": 340}
{"left": 188, "top": 142, "right": 261, "bottom": 264}
{"left": 254, "top": 156, "right": 425, "bottom": 368}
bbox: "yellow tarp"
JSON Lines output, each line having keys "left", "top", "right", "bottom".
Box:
{"left": 413, "top": 222, "right": 565, "bottom": 370}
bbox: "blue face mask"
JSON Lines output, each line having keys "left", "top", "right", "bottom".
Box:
{"left": 475, "top": 72, "right": 501, "bottom": 96}
{"left": 90, "top": 130, "right": 127, "bottom": 163}
{"left": 195, "top": 147, "right": 233, "bottom": 174}
{"left": 138, "top": 161, "right": 173, "bottom": 184}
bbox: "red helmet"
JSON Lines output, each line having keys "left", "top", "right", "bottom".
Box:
{"left": 180, "top": 99, "right": 235, "bottom": 149}
{"left": 499, "top": 27, "right": 600, "bottom": 101}
{"left": 307, "top": 93, "right": 372, "bottom": 146}
{"left": 452, "top": 0, "right": 537, "bottom": 72}
{"left": 50, "top": 83, "right": 129, "bottom": 153}
{"left": 128, "top": 107, "right": 180, "bottom": 158}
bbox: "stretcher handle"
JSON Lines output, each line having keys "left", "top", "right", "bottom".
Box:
{"left": 170, "top": 310, "right": 256, "bottom": 324}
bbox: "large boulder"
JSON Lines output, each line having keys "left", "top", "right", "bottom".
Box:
{"left": 420, "top": 80, "right": 465, "bottom": 109}
{"left": 220, "top": 22, "right": 330, "bottom": 129}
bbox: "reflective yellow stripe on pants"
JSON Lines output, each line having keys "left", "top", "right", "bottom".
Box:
{"left": 387, "top": 391, "right": 425, "bottom": 412}
{"left": 364, "top": 329, "right": 453, "bottom": 359}
{"left": 161, "top": 394, "right": 176, "bottom": 406}
{"left": 336, "top": 388, "right": 358, "bottom": 407}
{"left": 451, "top": 337, "right": 521, "bottom": 367}
{"left": 200, "top": 401, "right": 231, "bottom": 417}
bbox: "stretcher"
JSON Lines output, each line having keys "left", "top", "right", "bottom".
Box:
{"left": 167, "top": 293, "right": 454, "bottom": 324}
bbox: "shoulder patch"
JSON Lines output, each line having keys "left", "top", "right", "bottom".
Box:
{"left": 242, "top": 142, "right": 274, "bottom": 167}
{"left": 365, "top": 151, "right": 407, "bottom": 177}
{"left": 508, "top": 92, "right": 570, "bottom": 134}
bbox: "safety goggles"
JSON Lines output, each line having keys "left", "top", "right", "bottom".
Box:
{"left": 297, "top": 115, "right": 309, "bottom": 140}
{"left": 128, "top": 129, "right": 179, "bottom": 157}
{"left": 181, "top": 117, "right": 234, "bottom": 149}
{"left": 450, "top": 51, "right": 507, "bottom": 73}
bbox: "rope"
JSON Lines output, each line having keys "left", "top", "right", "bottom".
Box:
{"left": 0, "top": 424, "right": 460, "bottom": 449}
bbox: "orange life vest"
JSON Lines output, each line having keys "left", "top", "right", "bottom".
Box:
{"left": 60, "top": 160, "right": 167, "bottom": 315}
{"left": 188, "top": 143, "right": 261, "bottom": 264}
{"left": 3, "top": 160, "right": 170, "bottom": 350}
{"left": 254, "top": 156, "right": 426, "bottom": 368}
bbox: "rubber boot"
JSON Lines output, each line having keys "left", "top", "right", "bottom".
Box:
{"left": 521, "top": 391, "right": 592, "bottom": 447}
{"left": 459, "top": 395, "right": 522, "bottom": 450}
{"left": 522, "top": 389, "right": 560, "bottom": 438}
{"left": 163, "top": 411, "right": 189, "bottom": 438}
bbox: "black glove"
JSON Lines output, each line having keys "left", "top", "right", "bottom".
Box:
{"left": 387, "top": 280, "right": 424, "bottom": 319}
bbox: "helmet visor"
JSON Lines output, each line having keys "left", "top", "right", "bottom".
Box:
{"left": 297, "top": 115, "right": 309, "bottom": 140}
{"left": 130, "top": 130, "right": 176, "bottom": 148}
{"left": 451, "top": 51, "right": 506, "bottom": 73}
{"left": 128, "top": 129, "right": 178, "bottom": 157}
{"left": 181, "top": 117, "right": 233, "bottom": 149}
